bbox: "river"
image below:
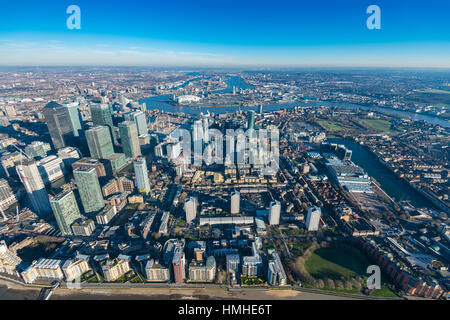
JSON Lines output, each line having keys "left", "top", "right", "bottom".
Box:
{"left": 139, "top": 78, "right": 449, "bottom": 128}
{"left": 327, "top": 137, "right": 436, "bottom": 209}
{"left": 0, "top": 284, "right": 39, "bottom": 300}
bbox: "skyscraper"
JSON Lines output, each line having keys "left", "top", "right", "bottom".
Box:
{"left": 119, "top": 121, "right": 141, "bottom": 159}
{"left": 192, "top": 119, "right": 204, "bottom": 144}
{"left": 86, "top": 126, "right": 115, "bottom": 159}
{"left": 42, "top": 101, "right": 73, "bottom": 150}
{"left": 201, "top": 116, "right": 209, "bottom": 143}
{"left": 133, "top": 156, "right": 150, "bottom": 195}
{"left": 90, "top": 104, "right": 117, "bottom": 144}
{"left": 192, "top": 119, "right": 204, "bottom": 161}
{"left": 230, "top": 191, "right": 240, "bottom": 214}
{"left": 73, "top": 167, "right": 104, "bottom": 214}
{"left": 247, "top": 110, "right": 255, "bottom": 130}
{"left": 269, "top": 200, "right": 281, "bottom": 225}
{"left": 64, "top": 102, "right": 82, "bottom": 137}
{"left": 124, "top": 111, "right": 148, "bottom": 136}
{"left": 306, "top": 206, "right": 321, "bottom": 231}
{"left": 16, "top": 159, "right": 51, "bottom": 216}
{"left": 50, "top": 190, "right": 83, "bottom": 235}
{"left": 184, "top": 197, "right": 197, "bottom": 224}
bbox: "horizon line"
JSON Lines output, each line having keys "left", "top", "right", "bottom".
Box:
{"left": 1, "top": 65, "right": 450, "bottom": 70}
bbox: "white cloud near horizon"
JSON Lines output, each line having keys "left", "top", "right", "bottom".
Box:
{"left": 0, "top": 38, "right": 449, "bottom": 68}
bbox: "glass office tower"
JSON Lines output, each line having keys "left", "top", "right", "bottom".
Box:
{"left": 73, "top": 166, "right": 105, "bottom": 214}
{"left": 86, "top": 126, "right": 115, "bottom": 159}
{"left": 119, "top": 121, "right": 141, "bottom": 159}
{"left": 50, "top": 190, "right": 83, "bottom": 235}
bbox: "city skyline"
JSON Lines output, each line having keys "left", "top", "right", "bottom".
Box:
{"left": 0, "top": 0, "right": 449, "bottom": 67}
{"left": 0, "top": 67, "right": 448, "bottom": 301}
{"left": 0, "top": 0, "right": 448, "bottom": 304}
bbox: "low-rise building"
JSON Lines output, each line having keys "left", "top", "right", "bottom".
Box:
{"left": 158, "top": 212, "right": 170, "bottom": 235}
{"left": 22, "top": 258, "right": 64, "bottom": 283}
{"left": 96, "top": 205, "right": 117, "bottom": 225}
{"left": 72, "top": 158, "right": 106, "bottom": 178}
{"left": 57, "top": 147, "right": 80, "bottom": 169}
{"left": 25, "top": 141, "right": 51, "bottom": 159}
{"left": 37, "top": 155, "right": 65, "bottom": 184}
{"left": 72, "top": 219, "right": 96, "bottom": 237}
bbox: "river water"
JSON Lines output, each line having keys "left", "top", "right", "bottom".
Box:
{"left": 327, "top": 137, "right": 436, "bottom": 209}
{"left": 139, "top": 77, "right": 449, "bottom": 128}
{"left": 0, "top": 284, "right": 39, "bottom": 300}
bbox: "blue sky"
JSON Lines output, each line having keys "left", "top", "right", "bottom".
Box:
{"left": 0, "top": 0, "right": 449, "bottom": 67}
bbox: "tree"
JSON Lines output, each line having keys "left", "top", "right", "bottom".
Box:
{"left": 352, "top": 279, "right": 362, "bottom": 291}
{"left": 325, "top": 278, "right": 335, "bottom": 289}
{"left": 316, "top": 279, "right": 325, "bottom": 289}
{"left": 344, "top": 280, "right": 353, "bottom": 291}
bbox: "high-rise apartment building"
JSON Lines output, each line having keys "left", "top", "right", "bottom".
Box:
{"left": 230, "top": 191, "right": 240, "bottom": 214}
{"left": 188, "top": 255, "right": 216, "bottom": 282}
{"left": 145, "top": 259, "right": 170, "bottom": 282}
{"left": 226, "top": 254, "right": 240, "bottom": 275}
{"left": 101, "top": 256, "right": 131, "bottom": 282}
{"left": 172, "top": 246, "right": 186, "bottom": 284}
{"left": 133, "top": 157, "right": 150, "bottom": 195}
{"left": 62, "top": 255, "right": 91, "bottom": 281}
{"left": 306, "top": 206, "right": 321, "bottom": 231}
{"left": 267, "top": 252, "right": 287, "bottom": 286}
{"left": 269, "top": 200, "right": 281, "bottom": 225}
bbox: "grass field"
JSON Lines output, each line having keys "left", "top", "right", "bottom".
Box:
{"left": 318, "top": 120, "right": 349, "bottom": 132}
{"left": 304, "top": 243, "right": 398, "bottom": 297}
{"left": 305, "top": 243, "right": 369, "bottom": 280}
{"left": 420, "top": 88, "right": 450, "bottom": 95}
{"left": 361, "top": 119, "right": 394, "bottom": 133}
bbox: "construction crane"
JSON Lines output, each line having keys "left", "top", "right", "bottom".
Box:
{"left": 12, "top": 144, "right": 33, "bottom": 184}
{"left": 10, "top": 144, "right": 31, "bottom": 162}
